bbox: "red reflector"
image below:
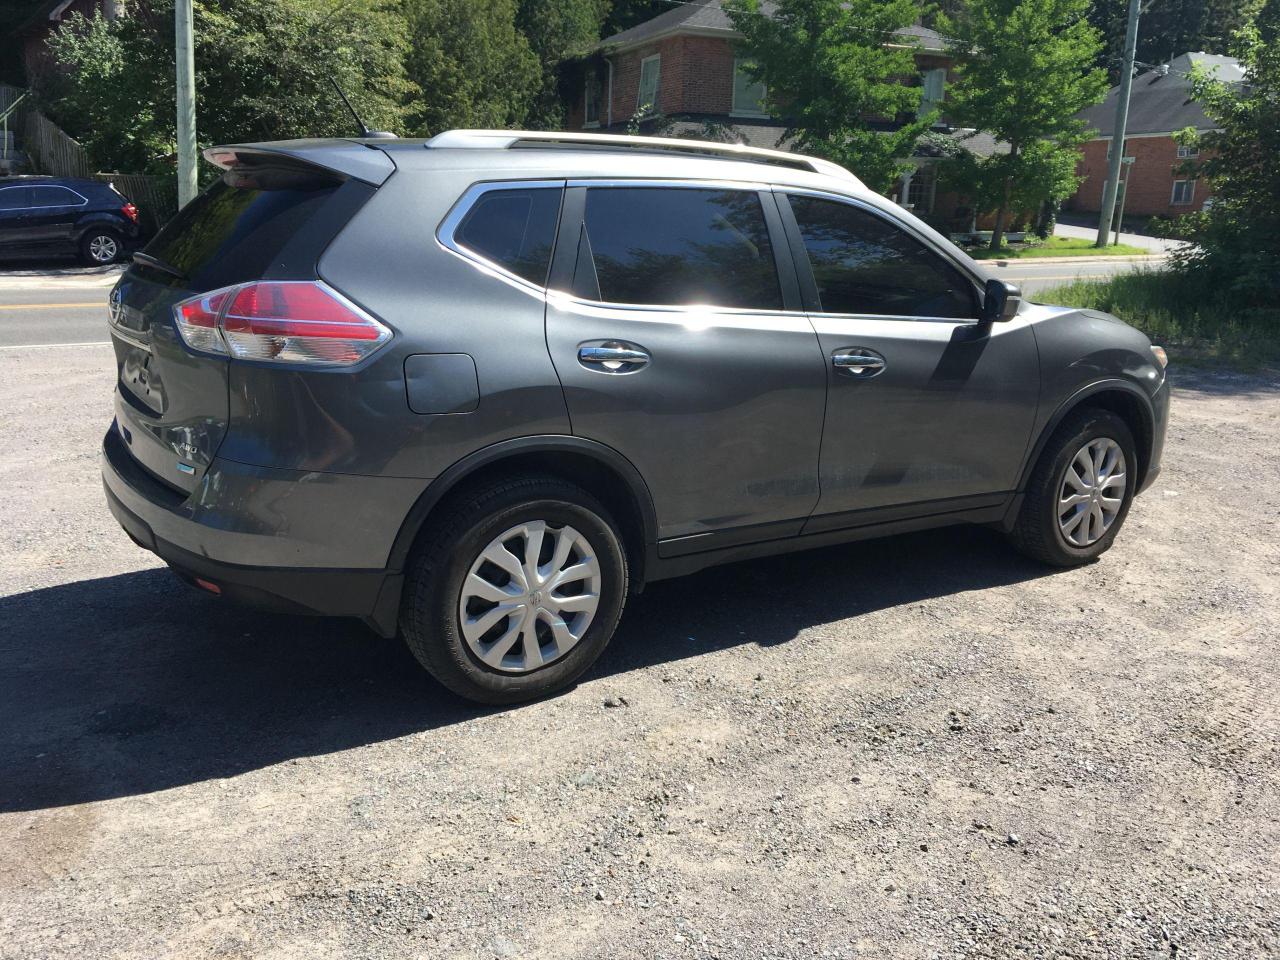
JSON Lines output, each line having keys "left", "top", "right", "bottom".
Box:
{"left": 121, "top": 202, "right": 139, "bottom": 223}
{"left": 194, "top": 578, "right": 222, "bottom": 596}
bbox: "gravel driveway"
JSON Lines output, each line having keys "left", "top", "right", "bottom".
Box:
{"left": 1, "top": 347, "right": 1277, "bottom": 959}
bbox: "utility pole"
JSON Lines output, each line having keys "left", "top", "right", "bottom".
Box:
{"left": 175, "top": 0, "right": 197, "bottom": 208}
{"left": 1095, "top": 0, "right": 1141, "bottom": 246}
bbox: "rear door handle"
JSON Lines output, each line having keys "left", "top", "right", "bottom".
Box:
{"left": 578, "top": 341, "right": 650, "bottom": 373}
{"left": 832, "top": 350, "right": 886, "bottom": 378}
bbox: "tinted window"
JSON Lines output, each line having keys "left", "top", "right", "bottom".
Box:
{"left": 29, "top": 185, "right": 83, "bottom": 206}
{"left": 143, "top": 176, "right": 338, "bottom": 291}
{"left": 581, "top": 187, "right": 782, "bottom": 309}
{"left": 0, "top": 187, "right": 28, "bottom": 211}
{"left": 789, "top": 195, "right": 977, "bottom": 318}
{"left": 455, "top": 187, "right": 561, "bottom": 286}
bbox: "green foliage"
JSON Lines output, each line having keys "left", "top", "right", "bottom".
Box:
{"left": 600, "top": 0, "right": 671, "bottom": 38}
{"left": 940, "top": 0, "right": 1106, "bottom": 247}
{"left": 42, "top": 0, "right": 413, "bottom": 174}
{"left": 1160, "top": 22, "right": 1280, "bottom": 307}
{"left": 517, "top": 0, "right": 609, "bottom": 127}
{"left": 404, "top": 0, "right": 540, "bottom": 134}
{"left": 1040, "top": 269, "right": 1280, "bottom": 367}
{"left": 1088, "top": 0, "right": 1261, "bottom": 79}
{"left": 723, "top": 0, "right": 933, "bottom": 193}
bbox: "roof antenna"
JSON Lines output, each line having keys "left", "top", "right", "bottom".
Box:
{"left": 330, "top": 78, "right": 397, "bottom": 139}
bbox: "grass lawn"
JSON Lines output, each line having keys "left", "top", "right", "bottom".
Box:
{"left": 968, "top": 237, "right": 1151, "bottom": 260}
{"left": 1038, "top": 267, "right": 1280, "bottom": 368}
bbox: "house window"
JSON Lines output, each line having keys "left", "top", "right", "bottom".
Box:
{"left": 637, "top": 54, "right": 661, "bottom": 116}
{"left": 732, "top": 58, "right": 768, "bottom": 117}
{"left": 1176, "top": 143, "right": 1199, "bottom": 159}
{"left": 907, "top": 167, "right": 934, "bottom": 212}
{"left": 919, "top": 68, "right": 946, "bottom": 117}
{"left": 584, "top": 73, "right": 601, "bottom": 128}
{"left": 1171, "top": 180, "right": 1197, "bottom": 204}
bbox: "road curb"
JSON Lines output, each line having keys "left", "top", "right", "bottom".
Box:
{"left": 986, "top": 255, "right": 1168, "bottom": 267}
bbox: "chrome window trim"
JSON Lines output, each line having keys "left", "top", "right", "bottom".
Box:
{"left": 436, "top": 179, "right": 567, "bottom": 300}
{"left": 778, "top": 185, "right": 988, "bottom": 324}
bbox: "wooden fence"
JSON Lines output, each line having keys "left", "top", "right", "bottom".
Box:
{"left": 19, "top": 105, "right": 179, "bottom": 229}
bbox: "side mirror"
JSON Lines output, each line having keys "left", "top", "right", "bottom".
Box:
{"left": 982, "top": 278, "right": 1022, "bottom": 324}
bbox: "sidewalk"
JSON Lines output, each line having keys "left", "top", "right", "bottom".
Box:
{"left": 1053, "top": 220, "right": 1183, "bottom": 254}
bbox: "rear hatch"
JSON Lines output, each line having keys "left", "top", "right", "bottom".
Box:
{"left": 108, "top": 150, "right": 382, "bottom": 495}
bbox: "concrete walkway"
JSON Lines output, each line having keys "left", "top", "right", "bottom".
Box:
{"left": 1053, "top": 220, "right": 1183, "bottom": 254}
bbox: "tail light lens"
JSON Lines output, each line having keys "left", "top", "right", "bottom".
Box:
{"left": 172, "top": 281, "right": 391, "bottom": 366}
{"left": 121, "top": 202, "right": 139, "bottom": 224}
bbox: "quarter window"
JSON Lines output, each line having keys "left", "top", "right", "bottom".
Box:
{"left": 579, "top": 187, "right": 782, "bottom": 310}
{"left": 788, "top": 195, "right": 978, "bottom": 319}
{"left": 454, "top": 187, "right": 562, "bottom": 286}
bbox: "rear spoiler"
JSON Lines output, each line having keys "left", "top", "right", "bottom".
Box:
{"left": 203, "top": 139, "right": 395, "bottom": 186}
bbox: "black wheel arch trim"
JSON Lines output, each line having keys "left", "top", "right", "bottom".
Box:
{"left": 384, "top": 434, "right": 660, "bottom": 576}
{"left": 1015, "top": 378, "right": 1156, "bottom": 499}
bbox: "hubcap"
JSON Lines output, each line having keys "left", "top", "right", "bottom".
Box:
{"left": 458, "top": 520, "right": 601, "bottom": 673}
{"left": 89, "top": 235, "right": 118, "bottom": 262}
{"left": 1058, "top": 437, "right": 1127, "bottom": 547}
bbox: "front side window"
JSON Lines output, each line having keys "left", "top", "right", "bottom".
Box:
{"left": 1170, "top": 180, "right": 1197, "bottom": 204}
{"left": 788, "top": 194, "right": 978, "bottom": 319}
{"left": 579, "top": 186, "right": 782, "bottom": 310}
{"left": 732, "top": 58, "right": 768, "bottom": 117}
{"left": 638, "top": 55, "right": 661, "bottom": 115}
{"left": 454, "top": 186, "right": 562, "bottom": 287}
{"left": 0, "top": 186, "right": 29, "bottom": 211}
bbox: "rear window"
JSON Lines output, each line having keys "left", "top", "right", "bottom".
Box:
{"left": 141, "top": 175, "right": 340, "bottom": 291}
{"left": 454, "top": 187, "right": 561, "bottom": 286}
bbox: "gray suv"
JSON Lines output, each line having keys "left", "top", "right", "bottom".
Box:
{"left": 102, "top": 131, "right": 1170, "bottom": 704}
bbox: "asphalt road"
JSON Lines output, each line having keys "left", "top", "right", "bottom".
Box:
{"left": 0, "top": 257, "right": 1157, "bottom": 351}
{"left": 0, "top": 262, "right": 1277, "bottom": 958}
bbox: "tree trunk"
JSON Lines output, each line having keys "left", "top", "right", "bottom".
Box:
{"left": 989, "top": 141, "right": 1020, "bottom": 251}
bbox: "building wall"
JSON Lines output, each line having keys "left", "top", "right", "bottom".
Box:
{"left": 1071, "top": 135, "right": 1213, "bottom": 219}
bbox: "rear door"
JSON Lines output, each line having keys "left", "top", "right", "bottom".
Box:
{"left": 26, "top": 184, "right": 85, "bottom": 245}
{"left": 778, "top": 191, "right": 1039, "bottom": 530}
{"left": 109, "top": 163, "right": 362, "bottom": 494}
{"left": 545, "top": 181, "right": 827, "bottom": 552}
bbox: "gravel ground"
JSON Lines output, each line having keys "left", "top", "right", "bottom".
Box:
{"left": 1, "top": 346, "right": 1277, "bottom": 960}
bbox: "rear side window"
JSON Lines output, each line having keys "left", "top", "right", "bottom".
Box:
{"left": 788, "top": 195, "right": 978, "bottom": 319}
{"left": 30, "top": 185, "right": 85, "bottom": 207}
{"left": 580, "top": 187, "right": 782, "bottom": 310}
{"left": 454, "top": 187, "right": 561, "bottom": 286}
{"left": 142, "top": 176, "right": 339, "bottom": 291}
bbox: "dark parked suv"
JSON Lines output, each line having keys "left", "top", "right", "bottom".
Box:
{"left": 101, "top": 131, "right": 1170, "bottom": 703}
{"left": 0, "top": 175, "right": 142, "bottom": 264}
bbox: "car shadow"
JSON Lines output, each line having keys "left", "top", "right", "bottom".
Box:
{"left": 0, "top": 526, "right": 1051, "bottom": 813}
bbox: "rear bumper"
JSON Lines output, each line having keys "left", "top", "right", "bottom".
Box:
{"left": 101, "top": 426, "right": 419, "bottom": 635}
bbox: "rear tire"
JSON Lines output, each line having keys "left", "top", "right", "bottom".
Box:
{"left": 399, "top": 476, "right": 628, "bottom": 705}
{"left": 1008, "top": 408, "right": 1137, "bottom": 567}
{"left": 80, "top": 228, "right": 122, "bottom": 265}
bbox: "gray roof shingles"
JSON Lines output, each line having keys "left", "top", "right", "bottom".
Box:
{"left": 1078, "top": 52, "right": 1241, "bottom": 138}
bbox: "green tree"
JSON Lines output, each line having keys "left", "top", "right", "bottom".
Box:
{"left": 1088, "top": 0, "right": 1261, "bottom": 78}
{"left": 42, "top": 0, "right": 413, "bottom": 174}
{"left": 517, "top": 0, "right": 609, "bottom": 127}
{"left": 600, "top": 0, "right": 670, "bottom": 37}
{"left": 724, "top": 0, "right": 934, "bottom": 193}
{"left": 1162, "top": 19, "right": 1280, "bottom": 305}
{"left": 940, "top": 0, "right": 1106, "bottom": 248}
{"left": 404, "top": 0, "right": 540, "bottom": 134}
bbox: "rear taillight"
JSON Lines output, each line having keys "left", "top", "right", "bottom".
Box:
{"left": 172, "top": 281, "right": 391, "bottom": 366}
{"left": 121, "top": 202, "right": 139, "bottom": 223}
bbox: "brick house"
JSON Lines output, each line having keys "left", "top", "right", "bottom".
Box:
{"left": 1068, "top": 52, "right": 1241, "bottom": 222}
{"left": 565, "top": 0, "right": 1005, "bottom": 230}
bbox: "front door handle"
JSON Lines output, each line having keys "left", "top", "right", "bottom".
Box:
{"left": 832, "top": 350, "right": 886, "bottom": 378}
{"left": 578, "top": 341, "right": 650, "bottom": 374}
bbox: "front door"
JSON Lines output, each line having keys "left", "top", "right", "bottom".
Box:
{"left": 778, "top": 191, "right": 1039, "bottom": 531}
{"left": 25, "top": 184, "right": 83, "bottom": 247}
{"left": 0, "top": 185, "right": 32, "bottom": 252}
{"left": 546, "top": 183, "right": 827, "bottom": 551}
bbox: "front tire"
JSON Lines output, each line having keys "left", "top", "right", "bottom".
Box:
{"left": 80, "top": 228, "right": 122, "bottom": 265}
{"left": 1008, "top": 408, "right": 1137, "bottom": 567}
{"left": 400, "top": 476, "right": 628, "bottom": 704}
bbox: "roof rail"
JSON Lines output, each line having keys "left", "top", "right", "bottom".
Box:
{"left": 424, "top": 129, "right": 862, "bottom": 185}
